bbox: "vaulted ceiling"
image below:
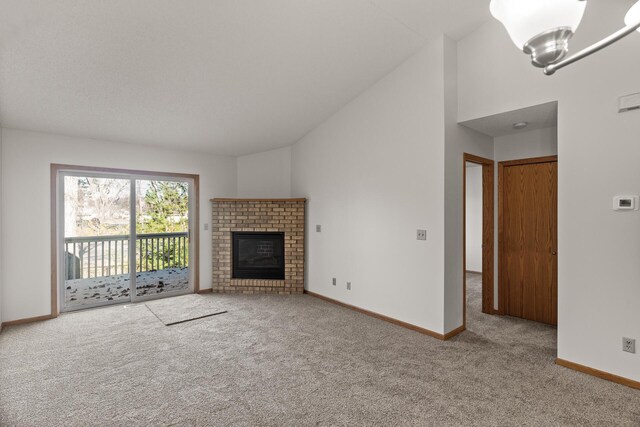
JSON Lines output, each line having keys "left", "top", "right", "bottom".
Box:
{"left": 0, "top": 0, "right": 490, "bottom": 155}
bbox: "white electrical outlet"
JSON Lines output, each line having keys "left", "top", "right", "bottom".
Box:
{"left": 623, "top": 337, "right": 636, "bottom": 354}
{"left": 417, "top": 229, "right": 427, "bottom": 240}
{"left": 316, "top": 225, "right": 322, "bottom": 232}
{"left": 332, "top": 278, "right": 336, "bottom": 286}
{"left": 347, "top": 282, "right": 351, "bottom": 290}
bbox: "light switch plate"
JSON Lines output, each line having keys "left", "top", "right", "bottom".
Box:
{"left": 417, "top": 229, "right": 427, "bottom": 240}
{"left": 316, "top": 225, "right": 322, "bottom": 232}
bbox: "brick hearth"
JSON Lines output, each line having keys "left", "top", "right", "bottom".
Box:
{"left": 211, "top": 198, "right": 305, "bottom": 294}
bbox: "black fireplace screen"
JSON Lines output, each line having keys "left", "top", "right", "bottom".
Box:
{"left": 232, "top": 232, "right": 285, "bottom": 280}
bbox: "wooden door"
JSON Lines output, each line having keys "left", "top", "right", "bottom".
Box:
{"left": 499, "top": 156, "right": 557, "bottom": 325}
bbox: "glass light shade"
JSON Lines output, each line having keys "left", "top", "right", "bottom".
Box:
{"left": 625, "top": 1, "right": 640, "bottom": 32}
{"left": 490, "top": 0, "right": 588, "bottom": 49}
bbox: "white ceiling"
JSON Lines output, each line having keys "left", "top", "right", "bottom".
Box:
{"left": 0, "top": 0, "right": 490, "bottom": 156}
{"left": 459, "top": 101, "right": 558, "bottom": 138}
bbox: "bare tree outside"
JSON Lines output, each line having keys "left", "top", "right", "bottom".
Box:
{"left": 64, "top": 176, "right": 130, "bottom": 237}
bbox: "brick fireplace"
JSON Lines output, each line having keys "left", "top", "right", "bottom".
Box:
{"left": 211, "top": 198, "right": 305, "bottom": 294}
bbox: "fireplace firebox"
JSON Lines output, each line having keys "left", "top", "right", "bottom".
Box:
{"left": 232, "top": 232, "right": 285, "bottom": 280}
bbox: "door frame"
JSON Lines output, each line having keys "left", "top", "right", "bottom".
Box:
{"left": 497, "top": 155, "right": 557, "bottom": 315}
{"left": 463, "top": 153, "right": 495, "bottom": 326}
{"left": 51, "top": 164, "right": 200, "bottom": 317}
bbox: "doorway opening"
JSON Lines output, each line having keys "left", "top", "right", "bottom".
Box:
{"left": 51, "top": 165, "right": 200, "bottom": 315}
{"left": 463, "top": 153, "right": 494, "bottom": 327}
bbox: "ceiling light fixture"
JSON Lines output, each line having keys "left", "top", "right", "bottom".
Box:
{"left": 513, "top": 122, "right": 529, "bottom": 130}
{"left": 626, "top": 1, "right": 640, "bottom": 30}
{"left": 490, "top": 0, "right": 640, "bottom": 76}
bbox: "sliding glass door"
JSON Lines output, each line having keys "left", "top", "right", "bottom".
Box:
{"left": 62, "top": 175, "right": 133, "bottom": 309}
{"left": 134, "top": 179, "right": 191, "bottom": 300}
{"left": 59, "top": 170, "right": 194, "bottom": 312}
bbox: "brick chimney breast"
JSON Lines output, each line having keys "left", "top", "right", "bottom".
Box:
{"left": 211, "top": 198, "right": 305, "bottom": 294}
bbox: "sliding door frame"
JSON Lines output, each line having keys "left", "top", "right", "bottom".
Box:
{"left": 51, "top": 164, "right": 200, "bottom": 317}
{"left": 58, "top": 170, "right": 136, "bottom": 313}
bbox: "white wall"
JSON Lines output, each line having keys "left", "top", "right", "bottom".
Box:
{"left": 237, "top": 146, "right": 292, "bottom": 198}
{"left": 442, "top": 37, "right": 494, "bottom": 332}
{"left": 0, "top": 128, "right": 3, "bottom": 324}
{"left": 494, "top": 127, "right": 558, "bottom": 162}
{"left": 459, "top": 0, "right": 640, "bottom": 381}
{"left": 465, "top": 165, "right": 482, "bottom": 273}
{"left": 0, "top": 128, "right": 236, "bottom": 322}
{"left": 292, "top": 39, "right": 447, "bottom": 334}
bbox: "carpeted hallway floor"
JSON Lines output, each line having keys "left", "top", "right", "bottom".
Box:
{"left": 1, "top": 274, "right": 639, "bottom": 426}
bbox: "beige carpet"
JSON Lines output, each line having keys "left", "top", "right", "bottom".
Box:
{"left": 1, "top": 274, "right": 639, "bottom": 426}
{"left": 145, "top": 294, "right": 226, "bottom": 326}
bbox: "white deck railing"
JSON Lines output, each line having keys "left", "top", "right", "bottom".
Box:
{"left": 64, "top": 232, "right": 189, "bottom": 279}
